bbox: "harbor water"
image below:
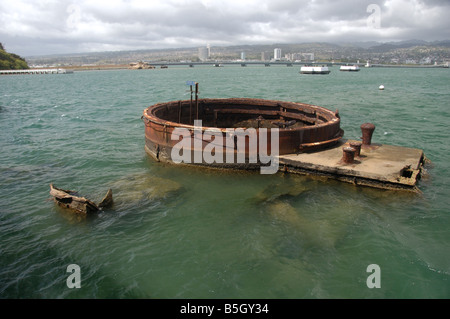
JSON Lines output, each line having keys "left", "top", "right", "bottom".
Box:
{"left": 0, "top": 65, "right": 449, "bottom": 298}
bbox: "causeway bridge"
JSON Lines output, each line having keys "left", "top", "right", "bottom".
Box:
{"left": 146, "top": 61, "right": 449, "bottom": 69}
{"left": 146, "top": 61, "right": 334, "bottom": 67}
{"left": 0, "top": 68, "right": 73, "bottom": 75}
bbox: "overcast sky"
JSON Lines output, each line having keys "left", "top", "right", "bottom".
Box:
{"left": 1, "top": 0, "right": 449, "bottom": 57}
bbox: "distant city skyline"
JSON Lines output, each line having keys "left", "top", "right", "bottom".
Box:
{"left": 26, "top": 40, "right": 449, "bottom": 68}
{"left": 1, "top": 0, "right": 450, "bottom": 57}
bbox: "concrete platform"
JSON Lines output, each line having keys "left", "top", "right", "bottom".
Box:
{"left": 279, "top": 139, "right": 426, "bottom": 191}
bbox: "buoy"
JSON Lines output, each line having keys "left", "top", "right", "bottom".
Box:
{"left": 379, "top": 85, "right": 385, "bottom": 90}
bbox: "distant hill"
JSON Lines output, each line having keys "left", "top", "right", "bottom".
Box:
{"left": 367, "top": 40, "right": 429, "bottom": 53}
{"left": 25, "top": 39, "right": 450, "bottom": 66}
{"left": 0, "top": 43, "right": 29, "bottom": 70}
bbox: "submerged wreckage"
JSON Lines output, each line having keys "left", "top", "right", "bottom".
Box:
{"left": 142, "top": 84, "right": 427, "bottom": 191}
{"left": 50, "top": 87, "right": 427, "bottom": 216}
{"left": 50, "top": 184, "right": 113, "bottom": 214}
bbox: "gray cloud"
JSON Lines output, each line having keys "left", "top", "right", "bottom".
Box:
{"left": 0, "top": 0, "right": 449, "bottom": 56}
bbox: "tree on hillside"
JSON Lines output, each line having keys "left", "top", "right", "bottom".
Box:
{"left": 0, "top": 43, "right": 29, "bottom": 70}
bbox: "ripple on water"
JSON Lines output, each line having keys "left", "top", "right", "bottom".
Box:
{"left": 0, "top": 67, "right": 449, "bottom": 298}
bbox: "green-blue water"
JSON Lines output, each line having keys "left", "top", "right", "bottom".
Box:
{"left": 0, "top": 65, "right": 449, "bottom": 298}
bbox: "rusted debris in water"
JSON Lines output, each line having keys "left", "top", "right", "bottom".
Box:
{"left": 49, "top": 184, "right": 113, "bottom": 214}
{"left": 108, "top": 173, "right": 182, "bottom": 206}
{"left": 98, "top": 188, "right": 114, "bottom": 209}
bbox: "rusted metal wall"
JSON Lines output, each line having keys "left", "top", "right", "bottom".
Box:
{"left": 142, "top": 98, "right": 343, "bottom": 164}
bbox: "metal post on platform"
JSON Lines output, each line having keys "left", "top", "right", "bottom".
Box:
{"left": 195, "top": 82, "right": 199, "bottom": 120}
{"left": 349, "top": 141, "right": 362, "bottom": 157}
{"left": 360, "top": 123, "right": 375, "bottom": 145}
{"left": 190, "top": 85, "right": 193, "bottom": 125}
{"left": 342, "top": 147, "right": 356, "bottom": 164}
{"left": 186, "top": 80, "right": 197, "bottom": 125}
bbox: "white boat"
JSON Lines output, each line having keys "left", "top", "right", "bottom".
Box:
{"left": 57, "top": 68, "right": 74, "bottom": 74}
{"left": 340, "top": 65, "right": 360, "bottom": 71}
{"left": 300, "top": 65, "right": 330, "bottom": 74}
{"left": 365, "top": 61, "right": 371, "bottom": 68}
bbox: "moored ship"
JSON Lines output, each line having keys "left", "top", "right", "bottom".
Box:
{"left": 300, "top": 65, "right": 331, "bottom": 74}
{"left": 340, "top": 65, "right": 360, "bottom": 71}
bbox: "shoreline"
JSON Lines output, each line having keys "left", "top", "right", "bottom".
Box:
{"left": 368, "top": 64, "right": 449, "bottom": 69}
{"left": 65, "top": 64, "right": 130, "bottom": 71}
{"left": 6, "top": 62, "right": 448, "bottom": 74}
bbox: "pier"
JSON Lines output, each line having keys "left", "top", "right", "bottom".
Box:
{"left": 279, "top": 138, "right": 425, "bottom": 192}
{"left": 0, "top": 68, "right": 73, "bottom": 75}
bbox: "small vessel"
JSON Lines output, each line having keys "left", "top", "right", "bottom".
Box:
{"left": 340, "top": 65, "right": 360, "bottom": 71}
{"left": 365, "top": 61, "right": 372, "bottom": 68}
{"left": 300, "top": 65, "right": 330, "bottom": 74}
{"left": 57, "top": 68, "right": 74, "bottom": 74}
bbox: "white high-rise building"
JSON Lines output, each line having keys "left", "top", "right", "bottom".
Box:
{"left": 274, "top": 48, "right": 282, "bottom": 61}
{"left": 198, "top": 46, "right": 209, "bottom": 61}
